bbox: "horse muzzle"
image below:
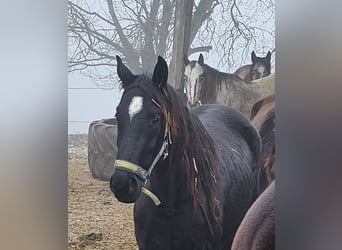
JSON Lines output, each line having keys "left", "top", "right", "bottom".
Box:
{"left": 110, "top": 160, "right": 161, "bottom": 205}
{"left": 110, "top": 160, "right": 144, "bottom": 203}
{"left": 189, "top": 99, "right": 202, "bottom": 107}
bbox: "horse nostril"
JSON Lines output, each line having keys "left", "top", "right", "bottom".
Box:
{"left": 128, "top": 177, "right": 138, "bottom": 194}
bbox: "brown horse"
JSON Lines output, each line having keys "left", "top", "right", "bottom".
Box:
{"left": 231, "top": 180, "right": 275, "bottom": 250}
{"left": 251, "top": 94, "right": 275, "bottom": 193}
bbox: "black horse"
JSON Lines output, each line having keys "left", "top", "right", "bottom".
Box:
{"left": 110, "top": 55, "right": 261, "bottom": 249}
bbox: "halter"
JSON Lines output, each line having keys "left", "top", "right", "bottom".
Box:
{"left": 114, "top": 98, "right": 172, "bottom": 206}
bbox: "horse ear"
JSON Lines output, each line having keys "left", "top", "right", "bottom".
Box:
{"left": 116, "top": 55, "right": 137, "bottom": 89}
{"left": 266, "top": 51, "right": 272, "bottom": 62}
{"left": 152, "top": 56, "right": 168, "bottom": 90}
{"left": 198, "top": 54, "right": 204, "bottom": 66}
{"left": 251, "top": 51, "right": 257, "bottom": 63}
{"left": 184, "top": 55, "right": 190, "bottom": 65}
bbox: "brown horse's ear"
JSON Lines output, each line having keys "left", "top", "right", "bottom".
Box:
{"left": 184, "top": 55, "right": 190, "bottom": 65}
{"left": 251, "top": 51, "right": 257, "bottom": 63}
{"left": 152, "top": 56, "right": 168, "bottom": 91}
{"left": 266, "top": 51, "right": 272, "bottom": 62}
{"left": 198, "top": 53, "right": 204, "bottom": 66}
{"left": 116, "top": 55, "right": 137, "bottom": 89}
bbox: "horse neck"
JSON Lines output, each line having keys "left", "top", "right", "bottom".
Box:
{"left": 149, "top": 158, "right": 191, "bottom": 211}
{"left": 209, "top": 68, "right": 256, "bottom": 99}
{"left": 201, "top": 65, "right": 233, "bottom": 103}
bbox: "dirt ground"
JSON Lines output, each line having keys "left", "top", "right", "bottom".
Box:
{"left": 68, "top": 134, "right": 138, "bottom": 250}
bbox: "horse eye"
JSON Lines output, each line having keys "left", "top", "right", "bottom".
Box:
{"left": 151, "top": 115, "right": 161, "bottom": 125}
{"left": 199, "top": 75, "right": 204, "bottom": 81}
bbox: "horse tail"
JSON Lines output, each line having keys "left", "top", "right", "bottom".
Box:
{"left": 238, "top": 121, "right": 261, "bottom": 173}
{"left": 243, "top": 122, "right": 262, "bottom": 196}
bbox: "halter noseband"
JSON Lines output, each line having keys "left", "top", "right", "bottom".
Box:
{"left": 114, "top": 98, "right": 171, "bottom": 206}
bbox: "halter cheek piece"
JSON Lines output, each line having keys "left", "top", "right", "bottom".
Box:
{"left": 113, "top": 99, "right": 172, "bottom": 206}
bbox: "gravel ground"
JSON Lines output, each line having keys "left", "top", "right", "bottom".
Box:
{"left": 68, "top": 134, "right": 137, "bottom": 250}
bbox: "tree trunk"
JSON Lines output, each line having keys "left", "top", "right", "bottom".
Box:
{"left": 169, "top": 0, "right": 193, "bottom": 92}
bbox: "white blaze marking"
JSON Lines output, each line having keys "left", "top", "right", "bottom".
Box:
{"left": 184, "top": 62, "right": 203, "bottom": 105}
{"left": 258, "top": 66, "right": 265, "bottom": 74}
{"left": 128, "top": 96, "right": 143, "bottom": 121}
{"left": 257, "top": 65, "right": 266, "bottom": 77}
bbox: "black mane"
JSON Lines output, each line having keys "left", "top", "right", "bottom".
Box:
{"left": 163, "top": 83, "right": 222, "bottom": 236}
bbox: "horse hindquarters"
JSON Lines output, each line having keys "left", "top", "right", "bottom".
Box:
{"left": 231, "top": 181, "right": 275, "bottom": 250}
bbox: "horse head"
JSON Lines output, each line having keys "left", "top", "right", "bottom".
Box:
{"left": 248, "top": 51, "right": 272, "bottom": 80}
{"left": 183, "top": 53, "right": 205, "bottom": 107}
{"left": 110, "top": 55, "right": 171, "bottom": 204}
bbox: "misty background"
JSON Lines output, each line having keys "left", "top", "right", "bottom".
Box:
{"left": 2, "top": 0, "right": 342, "bottom": 249}
{"left": 68, "top": 0, "right": 275, "bottom": 134}
{"left": 68, "top": 72, "right": 121, "bottom": 134}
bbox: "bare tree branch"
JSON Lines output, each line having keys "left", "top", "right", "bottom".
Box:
{"left": 189, "top": 45, "right": 213, "bottom": 54}
{"left": 68, "top": 0, "right": 275, "bottom": 87}
{"left": 105, "top": 0, "right": 140, "bottom": 71}
{"left": 189, "top": 0, "right": 216, "bottom": 46}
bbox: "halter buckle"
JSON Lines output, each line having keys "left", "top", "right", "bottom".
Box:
{"left": 163, "top": 146, "right": 168, "bottom": 160}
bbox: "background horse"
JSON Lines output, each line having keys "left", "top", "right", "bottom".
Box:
{"left": 234, "top": 51, "right": 272, "bottom": 81}
{"left": 251, "top": 94, "right": 275, "bottom": 193}
{"left": 231, "top": 180, "right": 275, "bottom": 250}
{"left": 110, "top": 55, "right": 261, "bottom": 249}
{"left": 184, "top": 54, "right": 275, "bottom": 116}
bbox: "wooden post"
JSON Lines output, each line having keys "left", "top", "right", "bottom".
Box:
{"left": 169, "top": 0, "right": 193, "bottom": 92}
